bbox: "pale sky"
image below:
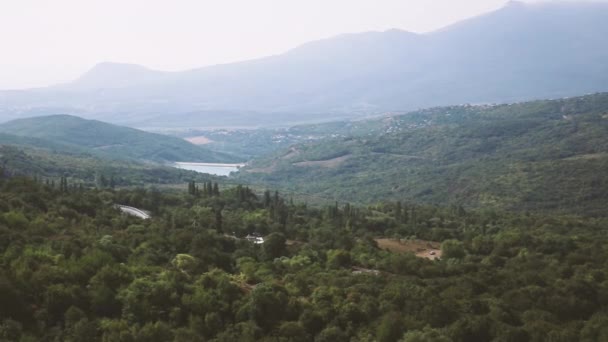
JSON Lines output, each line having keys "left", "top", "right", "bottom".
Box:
{"left": 0, "top": 0, "right": 587, "bottom": 89}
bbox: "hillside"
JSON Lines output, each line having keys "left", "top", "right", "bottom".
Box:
{"left": 3, "top": 173, "right": 608, "bottom": 340}
{"left": 0, "top": 144, "right": 227, "bottom": 187}
{"left": 239, "top": 93, "right": 608, "bottom": 216}
{"left": 0, "top": 115, "right": 240, "bottom": 163}
{"left": 1, "top": 1, "right": 608, "bottom": 128}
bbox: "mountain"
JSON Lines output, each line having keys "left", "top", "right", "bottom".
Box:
{"left": 0, "top": 115, "right": 240, "bottom": 163}
{"left": 238, "top": 93, "right": 608, "bottom": 216}
{"left": 1, "top": 1, "right": 608, "bottom": 128}
{"left": 61, "top": 62, "right": 169, "bottom": 90}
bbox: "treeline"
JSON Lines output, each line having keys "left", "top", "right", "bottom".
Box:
{"left": 0, "top": 176, "right": 607, "bottom": 341}
{"left": 187, "top": 181, "right": 220, "bottom": 197}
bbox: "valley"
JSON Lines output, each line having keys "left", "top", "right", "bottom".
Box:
{"left": 1, "top": 1, "right": 608, "bottom": 340}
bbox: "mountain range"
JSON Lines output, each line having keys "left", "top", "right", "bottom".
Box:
{"left": 1, "top": 1, "right": 608, "bottom": 128}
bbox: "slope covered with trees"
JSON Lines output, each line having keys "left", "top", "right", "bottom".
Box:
{"left": 0, "top": 115, "right": 240, "bottom": 163}
{"left": 239, "top": 93, "right": 608, "bottom": 216}
{"left": 0, "top": 174, "right": 607, "bottom": 341}
{"left": 0, "top": 144, "right": 231, "bottom": 189}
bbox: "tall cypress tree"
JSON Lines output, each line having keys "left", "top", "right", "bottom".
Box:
{"left": 395, "top": 201, "right": 402, "bottom": 223}
{"left": 60, "top": 176, "right": 69, "bottom": 193}
{"left": 263, "top": 190, "right": 271, "bottom": 208}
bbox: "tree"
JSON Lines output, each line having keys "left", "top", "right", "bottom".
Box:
{"left": 263, "top": 233, "right": 286, "bottom": 260}
{"left": 278, "top": 321, "right": 309, "bottom": 342}
{"left": 60, "top": 176, "right": 70, "bottom": 193}
{"left": 400, "top": 327, "right": 452, "bottom": 342}
{"left": 263, "top": 190, "right": 271, "bottom": 208}
{"left": 377, "top": 312, "right": 404, "bottom": 342}
{"left": 579, "top": 312, "right": 608, "bottom": 341}
{"left": 188, "top": 181, "right": 198, "bottom": 196}
{"left": 135, "top": 321, "right": 173, "bottom": 342}
{"left": 215, "top": 207, "right": 223, "bottom": 233}
{"left": 327, "top": 249, "right": 351, "bottom": 269}
{"left": 0, "top": 319, "right": 23, "bottom": 341}
{"left": 172, "top": 254, "right": 199, "bottom": 274}
{"left": 244, "top": 284, "right": 289, "bottom": 331}
{"left": 441, "top": 239, "right": 465, "bottom": 259}
{"left": 316, "top": 326, "right": 348, "bottom": 342}
{"left": 395, "top": 201, "right": 403, "bottom": 222}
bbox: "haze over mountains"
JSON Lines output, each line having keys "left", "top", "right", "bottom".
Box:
{"left": 1, "top": 1, "right": 607, "bottom": 128}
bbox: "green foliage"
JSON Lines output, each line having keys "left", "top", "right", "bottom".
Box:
{"left": 240, "top": 93, "right": 608, "bottom": 216}
{"left": 262, "top": 232, "right": 286, "bottom": 260}
{"left": 441, "top": 240, "right": 466, "bottom": 259}
{"left": 0, "top": 175, "right": 607, "bottom": 340}
{"left": 401, "top": 327, "right": 452, "bottom": 342}
{"left": 377, "top": 312, "right": 404, "bottom": 342}
{"left": 0, "top": 114, "right": 241, "bottom": 163}
{"left": 0, "top": 144, "right": 227, "bottom": 188}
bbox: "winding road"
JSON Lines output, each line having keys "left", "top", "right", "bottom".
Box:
{"left": 116, "top": 205, "right": 151, "bottom": 219}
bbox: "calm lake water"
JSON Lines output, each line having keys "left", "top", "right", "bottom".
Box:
{"left": 173, "top": 162, "right": 243, "bottom": 176}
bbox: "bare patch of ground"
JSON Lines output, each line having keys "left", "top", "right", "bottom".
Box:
{"left": 245, "top": 162, "right": 277, "bottom": 174}
{"left": 352, "top": 266, "right": 381, "bottom": 276}
{"left": 375, "top": 238, "right": 442, "bottom": 260}
{"left": 371, "top": 152, "right": 426, "bottom": 160}
{"left": 185, "top": 136, "right": 213, "bottom": 145}
{"left": 562, "top": 153, "right": 608, "bottom": 161}
{"left": 293, "top": 154, "right": 350, "bottom": 168}
{"left": 281, "top": 147, "right": 300, "bottom": 160}
{"left": 93, "top": 144, "right": 123, "bottom": 150}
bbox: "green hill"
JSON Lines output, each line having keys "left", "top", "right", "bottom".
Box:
{"left": 0, "top": 115, "right": 240, "bottom": 163}
{"left": 0, "top": 144, "right": 226, "bottom": 187}
{"left": 239, "top": 93, "right": 608, "bottom": 216}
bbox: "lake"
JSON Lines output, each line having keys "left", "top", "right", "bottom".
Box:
{"left": 173, "top": 162, "right": 244, "bottom": 176}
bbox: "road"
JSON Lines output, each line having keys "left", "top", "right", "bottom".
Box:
{"left": 116, "top": 205, "right": 151, "bottom": 219}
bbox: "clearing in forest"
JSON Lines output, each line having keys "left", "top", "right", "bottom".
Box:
{"left": 375, "top": 238, "right": 442, "bottom": 260}
{"left": 292, "top": 154, "right": 351, "bottom": 168}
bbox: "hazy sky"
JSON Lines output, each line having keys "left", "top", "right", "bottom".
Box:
{"left": 0, "top": 0, "right": 586, "bottom": 89}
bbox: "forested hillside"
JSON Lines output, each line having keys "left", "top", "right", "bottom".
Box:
{"left": 240, "top": 93, "right": 608, "bottom": 216}
{"left": 0, "top": 115, "right": 240, "bottom": 163}
{"left": 0, "top": 174, "right": 607, "bottom": 341}
{"left": 0, "top": 94, "right": 606, "bottom": 341}
{"left": 0, "top": 145, "right": 227, "bottom": 188}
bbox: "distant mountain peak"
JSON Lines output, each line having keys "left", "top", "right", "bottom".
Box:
{"left": 85, "top": 61, "right": 155, "bottom": 74}
{"left": 382, "top": 28, "right": 415, "bottom": 35}
{"left": 67, "top": 61, "right": 167, "bottom": 90}
{"left": 505, "top": 0, "right": 525, "bottom": 7}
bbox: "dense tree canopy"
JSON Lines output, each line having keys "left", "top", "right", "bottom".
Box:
{"left": 0, "top": 174, "right": 607, "bottom": 341}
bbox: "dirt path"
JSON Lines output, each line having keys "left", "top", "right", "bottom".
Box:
{"left": 293, "top": 154, "right": 350, "bottom": 168}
